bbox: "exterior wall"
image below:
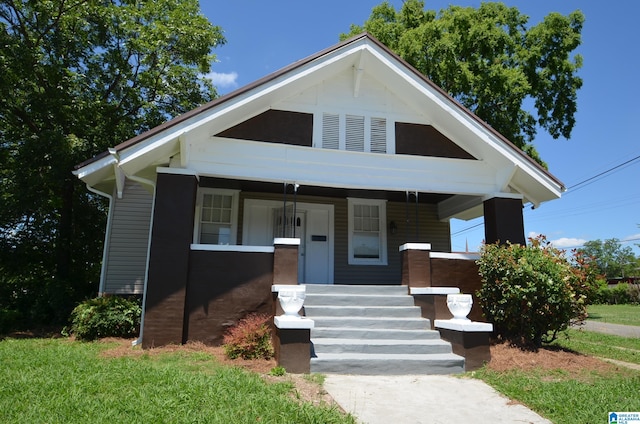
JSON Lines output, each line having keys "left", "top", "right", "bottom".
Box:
{"left": 185, "top": 250, "right": 274, "bottom": 345}
{"left": 234, "top": 191, "right": 450, "bottom": 285}
{"left": 103, "top": 180, "right": 152, "bottom": 294}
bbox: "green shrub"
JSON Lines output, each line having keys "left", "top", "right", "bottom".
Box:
{"left": 594, "top": 283, "right": 640, "bottom": 305}
{"left": 223, "top": 313, "right": 273, "bottom": 360}
{"left": 476, "top": 236, "right": 588, "bottom": 348}
{"left": 68, "top": 296, "right": 141, "bottom": 341}
{"left": 269, "top": 366, "right": 286, "bottom": 376}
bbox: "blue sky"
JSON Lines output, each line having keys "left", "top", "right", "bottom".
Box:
{"left": 200, "top": 1, "right": 640, "bottom": 254}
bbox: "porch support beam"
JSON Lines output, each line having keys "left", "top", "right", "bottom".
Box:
{"left": 483, "top": 197, "right": 525, "bottom": 245}
{"left": 142, "top": 172, "right": 198, "bottom": 348}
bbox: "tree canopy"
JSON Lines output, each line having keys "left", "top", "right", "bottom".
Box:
{"left": 576, "top": 239, "right": 639, "bottom": 279}
{"left": 342, "top": 0, "right": 584, "bottom": 166}
{"left": 0, "top": 0, "right": 225, "bottom": 328}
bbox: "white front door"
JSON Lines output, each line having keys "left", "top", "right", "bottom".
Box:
{"left": 243, "top": 200, "right": 334, "bottom": 284}
{"left": 303, "top": 207, "right": 331, "bottom": 284}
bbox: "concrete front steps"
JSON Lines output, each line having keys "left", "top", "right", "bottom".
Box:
{"left": 303, "top": 284, "right": 464, "bottom": 375}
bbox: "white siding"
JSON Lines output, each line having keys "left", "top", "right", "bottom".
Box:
{"left": 103, "top": 180, "right": 153, "bottom": 294}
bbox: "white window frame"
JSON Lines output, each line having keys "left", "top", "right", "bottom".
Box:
{"left": 347, "top": 198, "right": 388, "bottom": 265}
{"left": 193, "top": 188, "right": 240, "bottom": 245}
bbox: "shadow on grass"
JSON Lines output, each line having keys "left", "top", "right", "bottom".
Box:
{"left": 1, "top": 326, "right": 64, "bottom": 341}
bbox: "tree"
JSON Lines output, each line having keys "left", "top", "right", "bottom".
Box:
{"left": 576, "top": 238, "right": 638, "bottom": 279}
{"left": 0, "top": 0, "right": 225, "bottom": 329}
{"left": 342, "top": 0, "right": 584, "bottom": 166}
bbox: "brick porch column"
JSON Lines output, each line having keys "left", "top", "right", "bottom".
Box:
{"left": 272, "top": 238, "right": 300, "bottom": 316}
{"left": 142, "top": 171, "right": 197, "bottom": 348}
{"left": 400, "top": 243, "right": 432, "bottom": 288}
{"left": 483, "top": 197, "right": 525, "bottom": 245}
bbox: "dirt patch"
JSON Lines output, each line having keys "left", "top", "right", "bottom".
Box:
{"left": 486, "top": 342, "right": 619, "bottom": 375}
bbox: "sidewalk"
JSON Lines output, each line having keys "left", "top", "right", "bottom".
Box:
{"left": 575, "top": 321, "right": 640, "bottom": 338}
{"left": 324, "top": 374, "right": 551, "bottom": 424}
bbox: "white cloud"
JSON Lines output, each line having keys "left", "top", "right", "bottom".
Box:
{"left": 622, "top": 233, "right": 640, "bottom": 243}
{"left": 205, "top": 71, "right": 239, "bottom": 89}
{"left": 550, "top": 237, "right": 587, "bottom": 249}
{"left": 527, "top": 231, "right": 541, "bottom": 239}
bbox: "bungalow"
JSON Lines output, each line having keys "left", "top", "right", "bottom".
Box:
{"left": 74, "top": 33, "right": 564, "bottom": 349}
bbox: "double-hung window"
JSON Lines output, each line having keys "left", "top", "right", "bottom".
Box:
{"left": 347, "top": 198, "right": 387, "bottom": 265}
{"left": 194, "top": 189, "right": 239, "bottom": 245}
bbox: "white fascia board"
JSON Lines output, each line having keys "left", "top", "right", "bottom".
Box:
{"left": 365, "top": 45, "right": 563, "bottom": 199}
{"left": 73, "top": 156, "right": 117, "bottom": 181}
{"left": 190, "top": 137, "right": 496, "bottom": 194}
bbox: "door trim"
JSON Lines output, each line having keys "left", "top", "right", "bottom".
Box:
{"left": 242, "top": 199, "right": 334, "bottom": 284}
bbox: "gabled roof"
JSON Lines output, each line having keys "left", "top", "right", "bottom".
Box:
{"left": 74, "top": 32, "right": 564, "bottom": 217}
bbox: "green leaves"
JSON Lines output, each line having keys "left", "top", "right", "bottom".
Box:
{"left": 343, "top": 0, "right": 584, "bottom": 167}
{"left": 477, "top": 236, "right": 590, "bottom": 348}
{"left": 68, "top": 296, "right": 142, "bottom": 341}
{"left": 0, "top": 0, "right": 225, "bottom": 328}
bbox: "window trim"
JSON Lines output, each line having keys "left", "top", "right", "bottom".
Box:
{"left": 347, "top": 198, "right": 388, "bottom": 265}
{"left": 193, "top": 188, "right": 240, "bottom": 245}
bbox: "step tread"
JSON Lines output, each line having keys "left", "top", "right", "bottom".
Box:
{"left": 312, "top": 352, "right": 463, "bottom": 360}
{"left": 311, "top": 338, "right": 451, "bottom": 346}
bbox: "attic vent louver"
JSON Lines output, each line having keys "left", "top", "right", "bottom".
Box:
{"left": 322, "top": 113, "right": 339, "bottom": 149}
{"left": 346, "top": 114, "right": 365, "bottom": 152}
{"left": 320, "top": 112, "right": 388, "bottom": 154}
{"left": 371, "top": 117, "right": 387, "bottom": 154}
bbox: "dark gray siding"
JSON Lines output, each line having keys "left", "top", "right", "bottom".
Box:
{"left": 235, "top": 191, "right": 450, "bottom": 285}
{"left": 103, "top": 180, "right": 153, "bottom": 294}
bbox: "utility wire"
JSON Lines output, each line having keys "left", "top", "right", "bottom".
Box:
{"left": 564, "top": 153, "right": 640, "bottom": 194}
{"left": 450, "top": 152, "right": 640, "bottom": 237}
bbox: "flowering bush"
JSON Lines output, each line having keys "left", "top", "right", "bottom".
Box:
{"left": 476, "top": 236, "right": 591, "bottom": 348}
{"left": 223, "top": 313, "right": 273, "bottom": 360}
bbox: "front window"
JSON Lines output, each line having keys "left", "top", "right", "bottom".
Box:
{"left": 195, "top": 189, "right": 239, "bottom": 244}
{"left": 348, "top": 198, "right": 387, "bottom": 265}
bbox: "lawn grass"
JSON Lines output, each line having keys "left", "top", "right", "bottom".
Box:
{"left": 474, "top": 366, "right": 640, "bottom": 424}
{"left": 587, "top": 304, "right": 640, "bottom": 326}
{"left": 475, "top": 329, "right": 640, "bottom": 424}
{"left": 0, "top": 338, "right": 354, "bottom": 424}
{"left": 550, "top": 329, "right": 640, "bottom": 365}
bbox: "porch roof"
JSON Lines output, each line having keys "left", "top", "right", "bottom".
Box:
{"left": 74, "top": 32, "right": 564, "bottom": 220}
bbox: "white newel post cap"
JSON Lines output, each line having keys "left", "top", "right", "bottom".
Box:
{"left": 399, "top": 243, "right": 432, "bottom": 252}
{"left": 274, "top": 315, "right": 315, "bottom": 329}
{"left": 410, "top": 287, "right": 460, "bottom": 295}
{"left": 434, "top": 320, "right": 493, "bottom": 332}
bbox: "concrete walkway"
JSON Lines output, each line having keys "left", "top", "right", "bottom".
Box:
{"left": 324, "top": 374, "right": 551, "bottom": 424}
{"left": 575, "top": 321, "right": 640, "bottom": 338}
{"left": 323, "top": 321, "right": 639, "bottom": 424}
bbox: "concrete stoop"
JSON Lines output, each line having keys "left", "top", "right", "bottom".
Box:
{"left": 304, "top": 284, "right": 465, "bottom": 375}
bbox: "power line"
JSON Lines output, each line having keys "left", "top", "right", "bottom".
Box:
{"left": 450, "top": 153, "right": 640, "bottom": 237}
{"left": 564, "top": 153, "right": 640, "bottom": 193}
